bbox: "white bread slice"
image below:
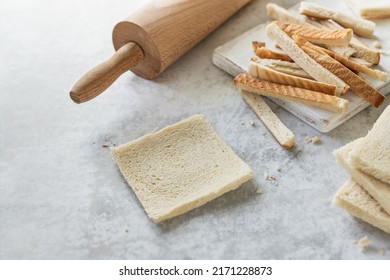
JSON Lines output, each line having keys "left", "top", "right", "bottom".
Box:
{"left": 254, "top": 46, "right": 294, "bottom": 62}
{"left": 251, "top": 57, "right": 312, "bottom": 79}
{"left": 298, "top": 43, "right": 385, "bottom": 107}
{"left": 275, "top": 21, "right": 352, "bottom": 47}
{"left": 350, "top": 105, "right": 390, "bottom": 185}
{"left": 335, "top": 138, "right": 390, "bottom": 215}
{"left": 333, "top": 178, "right": 390, "bottom": 234}
{"left": 241, "top": 90, "right": 295, "bottom": 148}
{"left": 111, "top": 115, "right": 253, "bottom": 223}
{"left": 234, "top": 73, "right": 348, "bottom": 113}
{"left": 299, "top": 1, "right": 376, "bottom": 38}
{"left": 249, "top": 60, "right": 336, "bottom": 95}
{"left": 266, "top": 22, "right": 349, "bottom": 96}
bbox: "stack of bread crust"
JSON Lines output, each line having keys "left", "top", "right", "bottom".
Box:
{"left": 333, "top": 105, "right": 390, "bottom": 234}
{"left": 232, "top": 2, "right": 387, "bottom": 147}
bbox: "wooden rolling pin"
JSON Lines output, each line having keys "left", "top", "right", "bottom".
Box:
{"left": 70, "top": 0, "right": 250, "bottom": 103}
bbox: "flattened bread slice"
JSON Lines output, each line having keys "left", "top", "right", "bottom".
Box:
{"left": 275, "top": 21, "right": 352, "bottom": 47}
{"left": 111, "top": 115, "right": 253, "bottom": 223}
{"left": 334, "top": 178, "right": 390, "bottom": 234}
{"left": 335, "top": 139, "right": 390, "bottom": 215}
{"left": 234, "top": 73, "right": 348, "bottom": 113}
{"left": 241, "top": 90, "right": 295, "bottom": 148}
{"left": 350, "top": 105, "right": 390, "bottom": 185}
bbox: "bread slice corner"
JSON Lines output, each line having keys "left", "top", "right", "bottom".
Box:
{"left": 334, "top": 138, "right": 390, "bottom": 215}
{"left": 349, "top": 105, "right": 390, "bottom": 185}
{"left": 333, "top": 178, "right": 390, "bottom": 234}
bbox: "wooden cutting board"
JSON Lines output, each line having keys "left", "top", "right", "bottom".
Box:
{"left": 213, "top": 0, "right": 390, "bottom": 133}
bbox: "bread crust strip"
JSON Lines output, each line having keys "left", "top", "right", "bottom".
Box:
{"left": 276, "top": 21, "right": 352, "bottom": 47}
{"left": 299, "top": 1, "right": 375, "bottom": 38}
{"left": 249, "top": 60, "right": 336, "bottom": 95}
{"left": 234, "top": 73, "right": 348, "bottom": 113}
{"left": 241, "top": 90, "right": 296, "bottom": 148}
{"left": 295, "top": 38, "right": 385, "bottom": 107}
{"left": 255, "top": 46, "right": 294, "bottom": 62}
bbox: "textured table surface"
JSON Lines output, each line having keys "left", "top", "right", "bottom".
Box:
{"left": 1, "top": 0, "right": 389, "bottom": 259}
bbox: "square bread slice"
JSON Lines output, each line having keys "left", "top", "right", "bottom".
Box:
{"left": 333, "top": 178, "right": 390, "bottom": 234}
{"left": 334, "top": 138, "right": 390, "bottom": 215}
{"left": 350, "top": 105, "right": 390, "bottom": 185}
{"left": 111, "top": 115, "right": 253, "bottom": 223}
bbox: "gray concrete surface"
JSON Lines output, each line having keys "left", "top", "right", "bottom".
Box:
{"left": 1, "top": 0, "right": 389, "bottom": 259}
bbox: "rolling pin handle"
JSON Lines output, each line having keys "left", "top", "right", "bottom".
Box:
{"left": 69, "top": 42, "right": 144, "bottom": 104}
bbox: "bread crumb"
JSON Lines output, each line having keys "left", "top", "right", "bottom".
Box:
{"left": 378, "top": 248, "right": 385, "bottom": 255}
{"left": 256, "top": 188, "right": 263, "bottom": 194}
{"left": 269, "top": 175, "right": 276, "bottom": 181}
{"left": 262, "top": 131, "right": 267, "bottom": 136}
{"left": 357, "top": 236, "right": 371, "bottom": 250}
{"left": 312, "top": 136, "right": 321, "bottom": 144}
{"left": 249, "top": 120, "right": 256, "bottom": 126}
{"left": 305, "top": 136, "right": 321, "bottom": 144}
{"left": 263, "top": 172, "right": 268, "bottom": 179}
{"left": 372, "top": 41, "right": 382, "bottom": 49}
{"left": 266, "top": 175, "right": 276, "bottom": 181}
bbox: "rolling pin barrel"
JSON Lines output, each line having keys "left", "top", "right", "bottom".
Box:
{"left": 70, "top": 0, "right": 250, "bottom": 103}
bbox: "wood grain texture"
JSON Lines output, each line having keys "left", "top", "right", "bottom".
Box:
{"left": 112, "top": 0, "right": 250, "bottom": 79}
{"left": 70, "top": 0, "right": 250, "bottom": 103}
{"left": 70, "top": 43, "right": 143, "bottom": 104}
